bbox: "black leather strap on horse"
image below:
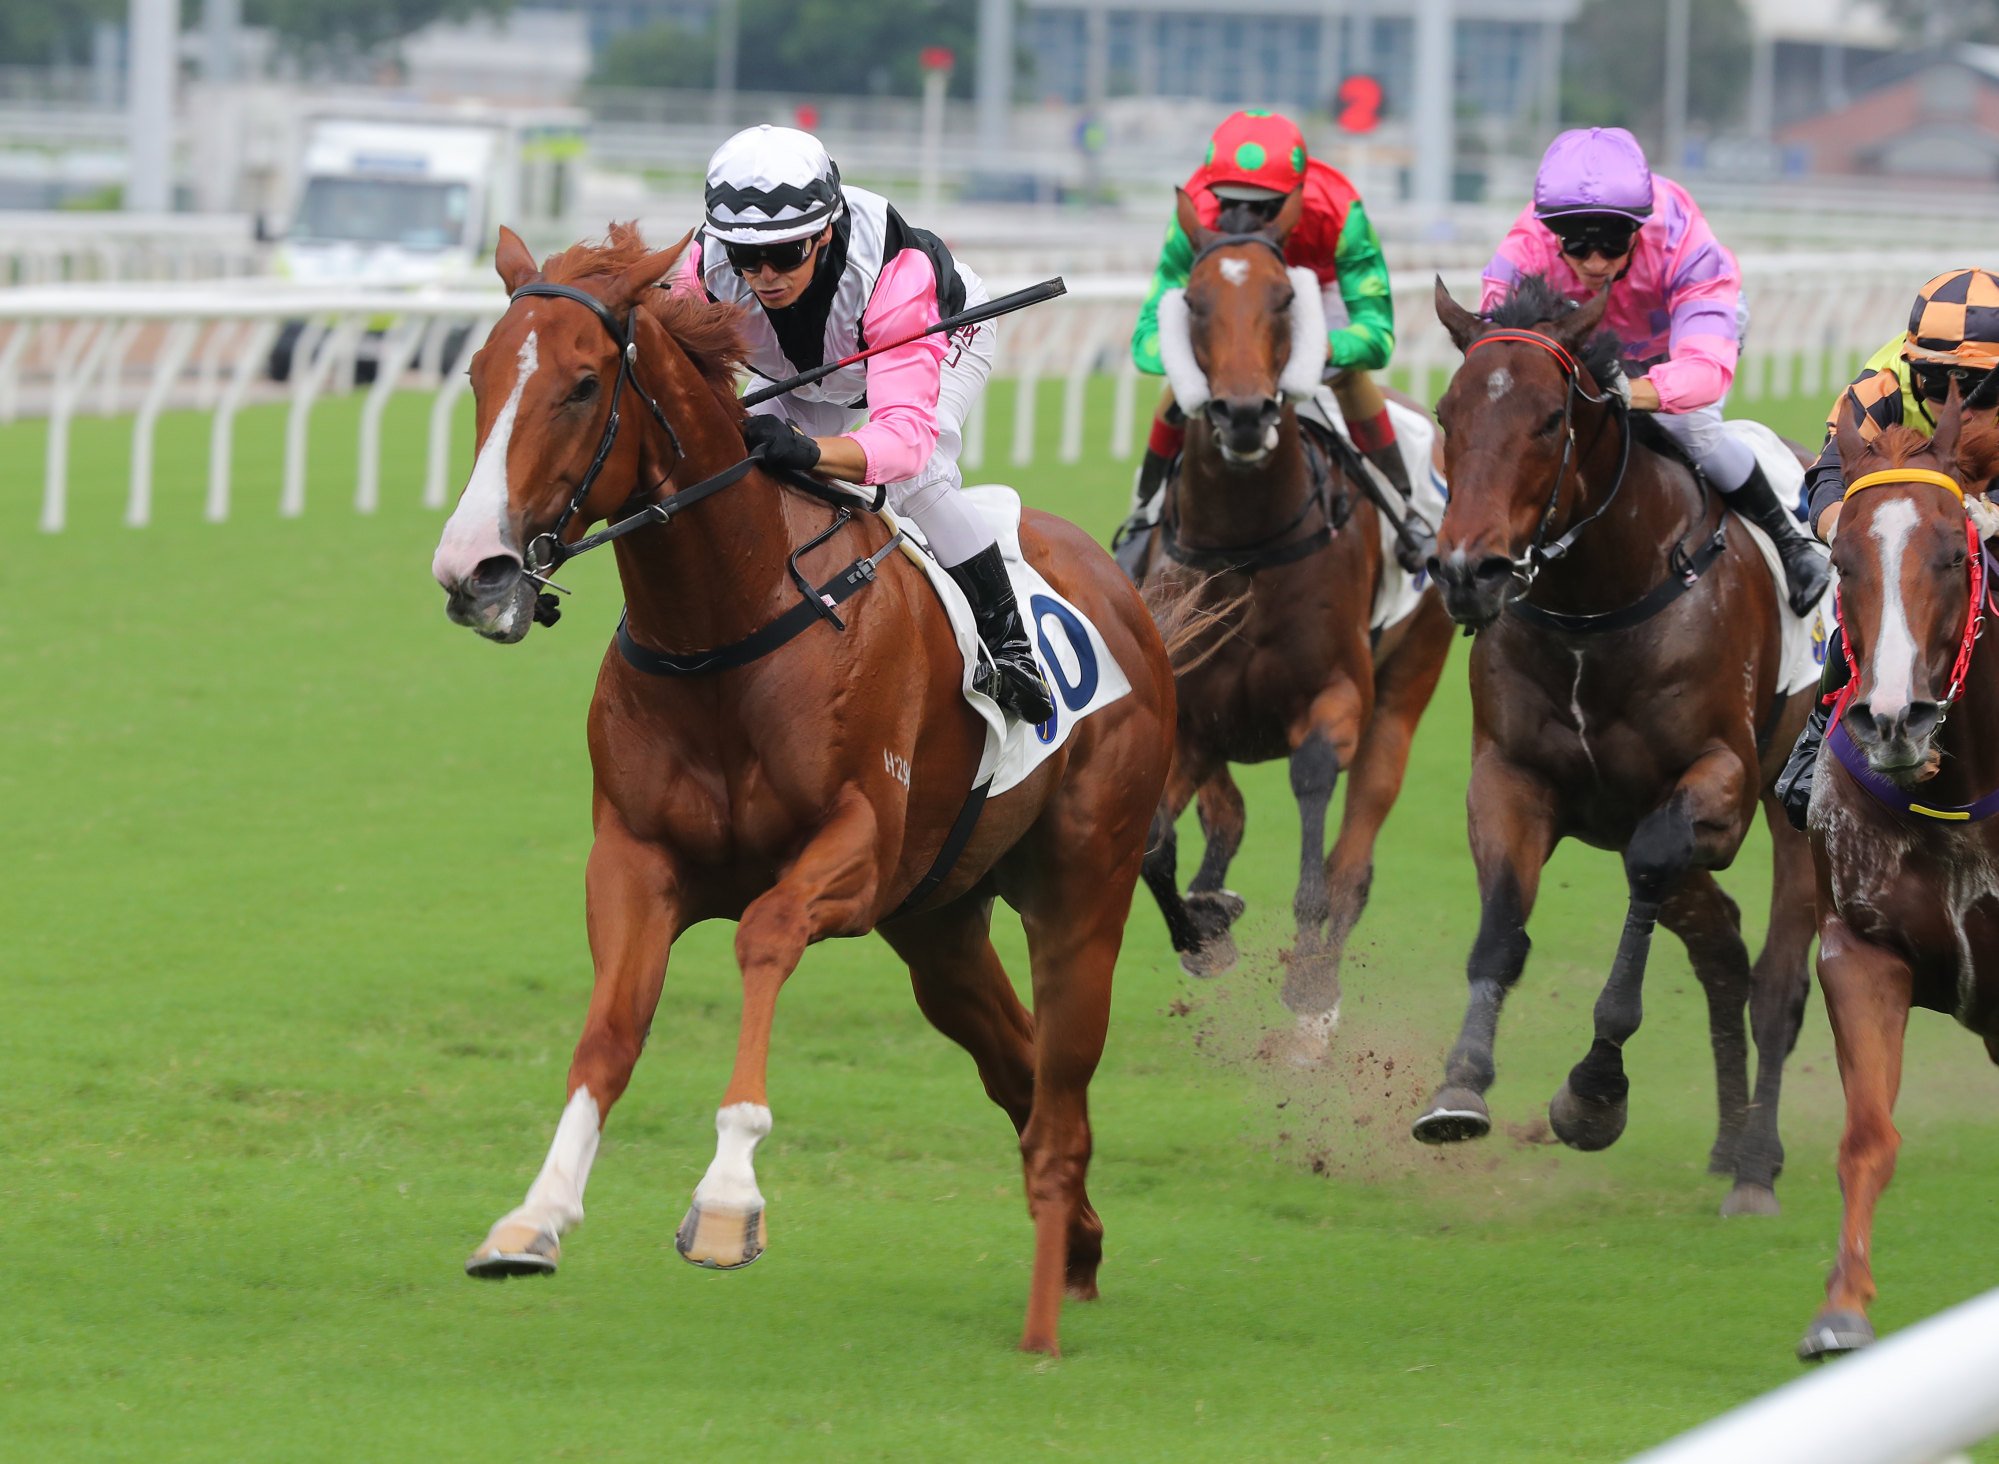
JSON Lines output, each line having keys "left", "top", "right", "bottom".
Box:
{"left": 1506, "top": 521, "right": 1729, "bottom": 635}
{"left": 1160, "top": 431, "right": 1340, "bottom": 574}
{"left": 886, "top": 776, "right": 994, "bottom": 919}
{"left": 616, "top": 524, "right": 906, "bottom": 675}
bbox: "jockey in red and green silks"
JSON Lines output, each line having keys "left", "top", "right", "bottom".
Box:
{"left": 1114, "top": 109, "right": 1418, "bottom": 572}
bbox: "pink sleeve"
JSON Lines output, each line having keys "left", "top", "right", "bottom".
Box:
{"left": 1647, "top": 219, "right": 1741, "bottom": 413}
{"left": 844, "top": 250, "right": 948, "bottom": 485}
{"left": 668, "top": 238, "right": 704, "bottom": 297}
{"left": 1479, "top": 209, "right": 1556, "bottom": 315}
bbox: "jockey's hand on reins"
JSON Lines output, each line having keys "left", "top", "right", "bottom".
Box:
{"left": 742, "top": 414, "right": 822, "bottom": 473}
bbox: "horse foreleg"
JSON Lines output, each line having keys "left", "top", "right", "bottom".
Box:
{"left": 1659, "top": 871, "right": 1761, "bottom": 1207}
{"left": 1141, "top": 761, "right": 1210, "bottom": 972}
{"left": 1800, "top": 914, "right": 1912, "bottom": 1362}
{"left": 881, "top": 896, "right": 1105, "bottom": 1299}
{"left": 1182, "top": 768, "right": 1248, "bottom": 971}
{"left": 1740, "top": 795, "right": 1816, "bottom": 1189}
{"left": 676, "top": 793, "right": 882, "bottom": 1271}
{"left": 1282, "top": 684, "right": 1365, "bottom": 1020}
{"left": 466, "top": 826, "right": 681, "bottom": 1279}
{"left": 1415, "top": 756, "right": 1555, "bottom": 1142}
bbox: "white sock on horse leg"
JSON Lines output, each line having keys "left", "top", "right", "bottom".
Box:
{"left": 900, "top": 480, "right": 995, "bottom": 568}
{"left": 693, "top": 1102, "right": 771, "bottom": 1211}
{"left": 515, "top": 1085, "right": 601, "bottom": 1232}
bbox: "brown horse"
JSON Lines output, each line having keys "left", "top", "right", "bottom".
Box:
{"left": 1797, "top": 398, "right": 1999, "bottom": 1360}
{"left": 1128, "top": 189, "right": 1453, "bottom": 1047}
{"left": 1413, "top": 277, "right": 1816, "bottom": 1215}
{"left": 428, "top": 224, "right": 1177, "bottom": 1355}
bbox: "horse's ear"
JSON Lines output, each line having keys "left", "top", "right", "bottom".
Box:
{"left": 1435, "top": 276, "right": 1482, "bottom": 353}
{"left": 1270, "top": 186, "right": 1305, "bottom": 243}
{"left": 1550, "top": 285, "right": 1611, "bottom": 352}
{"left": 495, "top": 226, "right": 538, "bottom": 293}
{"left": 1176, "top": 188, "right": 1215, "bottom": 255}
{"left": 1932, "top": 374, "right": 1966, "bottom": 467}
{"left": 610, "top": 228, "right": 695, "bottom": 309}
{"left": 1832, "top": 391, "right": 1871, "bottom": 478}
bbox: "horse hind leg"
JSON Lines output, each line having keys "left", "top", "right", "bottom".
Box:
{"left": 467, "top": 830, "right": 680, "bottom": 1279}
{"left": 880, "top": 897, "right": 1104, "bottom": 1299}
{"left": 1660, "top": 870, "right": 1768, "bottom": 1212}
{"left": 1142, "top": 761, "right": 1230, "bottom": 977}
{"left": 1184, "top": 768, "right": 1249, "bottom": 973}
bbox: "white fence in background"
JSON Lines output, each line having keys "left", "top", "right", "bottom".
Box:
{"left": 1630, "top": 1286, "right": 1999, "bottom": 1464}
{"left": 0, "top": 212, "right": 266, "bottom": 285}
{"left": 0, "top": 257, "right": 1941, "bottom": 531}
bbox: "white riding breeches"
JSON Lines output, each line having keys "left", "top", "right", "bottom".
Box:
{"left": 750, "top": 275, "right": 997, "bottom": 568}
{"left": 1648, "top": 397, "right": 1758, "bottom": 492}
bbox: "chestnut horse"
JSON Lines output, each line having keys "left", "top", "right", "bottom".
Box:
{"left": 1413, "top": 277, "right": 1816, "bottom": 1215}
{"left": 1129, "top": 189, "right": 1453, "bottom": 1045}
{"left": 1797, "top": 398, "right": 1999, "bottom": 1360}
{"left": 429, "top": 224, "right": 1176, "bottom": 1355}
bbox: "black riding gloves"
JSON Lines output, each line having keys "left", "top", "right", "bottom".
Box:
{"left": 742, "top": 413, "right": 822, "bottom": 473}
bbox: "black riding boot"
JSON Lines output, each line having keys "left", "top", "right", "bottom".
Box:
{"left": 947, "top": 544, "right": 1058, "bottom": 725}
{"left": 1110, "top": 447, "right": 1174, "bottom": 583}
{"left": 1362, "top": 442, "right": 1436, "bottom": 574}
{"left": 1774, "top": 624, "right": 1848, "bottom": 831}
{"left": 1729, "top": 463, "right": 1831, "bottom": 616}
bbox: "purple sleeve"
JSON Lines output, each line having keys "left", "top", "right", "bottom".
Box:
{"left": 1648, "top": 235, "right": 1741, "bottom": 413}
{"left": 844, "top": 250, "right": 948, "bottom": 485}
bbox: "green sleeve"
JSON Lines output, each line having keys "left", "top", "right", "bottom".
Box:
{"left": 1130, "top": 219, "right": 1195, "bottom": 376}
{"left": 1329, "top": 200, "right": 1395, "bottom": 372}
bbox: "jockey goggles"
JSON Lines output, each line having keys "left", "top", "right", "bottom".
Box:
{"left": 723, "top": 233, "right": 821, "bottom": 275}
{"left": 1912, "top": 360, "right": 1999, "bottom": 409}
{"left": 1552, "top": 215, "right": 1639, "bottom": 261}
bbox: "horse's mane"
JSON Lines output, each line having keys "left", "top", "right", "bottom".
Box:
{"left": 1485, "top": 274, "right": 1624, "bottom": 388}
{"left": 1865, "top": 419, "right": 1999, "bottom": 488}
{"left": 541, "top": 222, "right": 749, "bottom": 421}
{"left": 1214, "top": 201, "right": 1277, "bottom": 236}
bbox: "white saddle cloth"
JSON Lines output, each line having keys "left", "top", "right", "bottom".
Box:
{"left": 1723, "top": 420, "right": 1835, "bottom": 696}
{"left": 891, "top": 485, "right": 1133, "bottom": 797}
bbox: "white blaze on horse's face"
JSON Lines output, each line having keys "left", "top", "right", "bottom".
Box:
{"left": 433, "top": 328, "right": 540, "bottom": 591}
{"left": 1865, "top": 498, "right": 1922, "bottom": 720}
{"left": 1219, "top": 257, "right": 1250, "bottom": 287}
{"left": 1486, "top": 368, "right": 1513, "bottom": 402}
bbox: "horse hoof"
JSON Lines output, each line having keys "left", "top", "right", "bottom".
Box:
{"left": 1720, "top": 1182, "right": 1781, "bottom": 1218}
{"left": 675, "top": 1201, "right": 767, "bottom": 1270}
{"left": 1413, "top": 1088, "right": 1490, "bottom": 1144}
{"left": 1258, "top": 1007, "right": 1340, "bottom": 1068}
{"left": 1180, "top": 932, "right": 1238, "bottom": 978}
{"left": 465, "top": 1218, "right": 560, "bottom": 1279}
{"left": 1187, "top": 888, "right": 1246, "bottom": 926}
{"left": 1797, "top": 1310, "right": 1874, "bottom": 1363}
{"left": 1548, "top": 1082, "right": 1628, "bottom": 1151}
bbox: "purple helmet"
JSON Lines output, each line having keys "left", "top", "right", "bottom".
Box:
{"left": 1532, "top": 128, "right": 1654, "bottom": 223}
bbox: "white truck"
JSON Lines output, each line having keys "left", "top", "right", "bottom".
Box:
{"left": 265, "top": 105, "right": 585, "bottom": 377}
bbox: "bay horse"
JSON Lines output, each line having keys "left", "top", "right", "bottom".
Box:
{"left": 1413, "top": 276, "right": 1816, "bottom": 1216}
{"left": 1797, "top": 395, "right": 1999, "bottom": 1360}
{"left": 428, "top": 224, "right": 1177, "bottom": 1356}
{"left": 1129, "top": 188, "right": 1454, "bottom": 1047}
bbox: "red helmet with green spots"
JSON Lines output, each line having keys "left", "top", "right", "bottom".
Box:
{"left": 1203, "top": 110, "right": 1308, "bottom": 200}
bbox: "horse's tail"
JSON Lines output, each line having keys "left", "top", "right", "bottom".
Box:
{"left": 1141, "top": 575, "right": 1248, "bottom": 677}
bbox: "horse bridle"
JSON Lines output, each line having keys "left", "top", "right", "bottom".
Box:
{"left": 1836, "top": 467, "right": 1993, "bottom": 727}
{"left": 1464, "top": 329, "right": 1634, "bottom": 587}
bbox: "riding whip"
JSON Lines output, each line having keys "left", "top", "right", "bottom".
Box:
{"left": 740, "top": 277, "right": 1069, "bottom": 407}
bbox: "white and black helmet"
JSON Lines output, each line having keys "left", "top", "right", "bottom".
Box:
{"left": 703, "top": 125, "right": 845, "bottom": 244}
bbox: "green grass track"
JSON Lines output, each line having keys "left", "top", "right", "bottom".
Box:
{"left": 3, "top": 382, "right": 1995, "bottom": 1461}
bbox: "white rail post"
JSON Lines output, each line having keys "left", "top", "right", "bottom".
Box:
{"left": 207, "top": 317, "right": 281, "bottom": 523}
{"left": 424, "top": 315, "right": 493, "bottom": 510}
{"left": 1111, "top": 357, "right": 1141, "bottom": 461}
{"left": 0, "top": 321, "right": 36, "bottom": 424}
{"left": 41, "top": 321, "right": 115, "bottom": 533}
{"left": 282, "top": 316, "right": 362, "bottom": 518}
{"left": 356, "top": 317, "right": 425, "bottom": 514}
{"left": 126, "top": 316, "right": 199, "bottom": 527}
{"left": 95, "top": 319, "right": 142, "bottom": 418}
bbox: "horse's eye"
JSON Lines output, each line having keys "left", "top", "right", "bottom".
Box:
{"left": 567, "top": 376, "right": 600, "bottom": 405}
{"left": 1535, "top": 410, "right": 1564, "bottom": 437}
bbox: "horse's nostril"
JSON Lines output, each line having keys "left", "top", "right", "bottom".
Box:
{"left": 1472, "top": 556, "right": 1516, "bottom": 586}
{"left": 470, "top": 555, "right": 520, "bottom": 593}
{"left": 1903, "top": 702, "right": 1941, "bottom": 741}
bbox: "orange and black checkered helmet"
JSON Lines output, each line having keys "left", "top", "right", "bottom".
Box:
{"left": 1901, "top": 268, "right": 1999, "bottom": 370}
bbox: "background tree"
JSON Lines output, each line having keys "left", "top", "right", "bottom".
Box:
{"left": 593, "top": 0, "right": 982, "bottom": 98}
{"left": 1561, "top": 0, "right": 1752, "bottom": 152}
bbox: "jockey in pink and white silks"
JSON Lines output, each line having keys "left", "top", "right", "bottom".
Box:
{"left": 1480, "top": 127, "right": 1829, "bottom": 615}
{"left": 680, "top": 124, "right": 1054, "bottom": 724}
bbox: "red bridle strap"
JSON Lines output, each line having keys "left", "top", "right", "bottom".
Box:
{"left": 1468, "top": 330, "right": 1581, "bottom": 379}
{"left": 1831, "top": 512, "right": 1986, "bottom": 716}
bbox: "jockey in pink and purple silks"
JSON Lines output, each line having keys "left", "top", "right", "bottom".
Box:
{"left": 1480, "top": 127, "right": 1829, "bottom": 615}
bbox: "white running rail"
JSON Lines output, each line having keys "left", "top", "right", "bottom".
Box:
{"left": 0, "top": 257, "right": 1945, "bottom": 531}
{"left": 1629, "top": 1287, "right": 1999, "bottom": 1464}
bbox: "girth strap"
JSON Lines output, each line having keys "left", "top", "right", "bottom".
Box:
{"left": 1506, "top": 522, "right": 1728, "bottom": 635}
{"left": 886, "top": 777, "right": 994, "bottom": 918}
